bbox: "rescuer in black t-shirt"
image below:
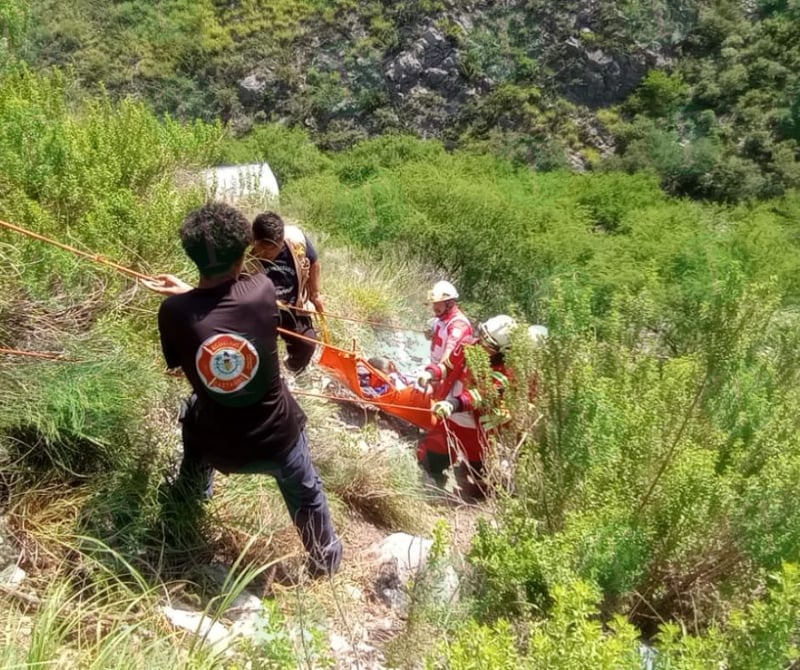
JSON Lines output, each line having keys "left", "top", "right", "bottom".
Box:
{"left": 144, "top": 201, "right": 342, "bottom": 577}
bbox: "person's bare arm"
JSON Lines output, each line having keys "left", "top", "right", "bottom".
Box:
{"left": 308, "top": 260, "right": 324, "bottom": 312}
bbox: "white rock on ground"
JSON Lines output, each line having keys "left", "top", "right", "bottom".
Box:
{"left": 371, "top": 532, "right": 433, "bottom": 582}
{"left": 161, "top": 605, "right": 232, "bottom": 655}
{"left": 370, "top": 532, "right": 461, "bottom": 614}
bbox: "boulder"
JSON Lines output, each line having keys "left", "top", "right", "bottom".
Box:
{"left": 370, "top": 533, "right": 459, "bottom": 615}
{"left": 558, "top": 37, "right": 655, "bottom": 108}
{"left": 238, "top": 73, "right": 269, "bottom": 109}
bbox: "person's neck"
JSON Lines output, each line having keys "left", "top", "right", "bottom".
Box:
{"left": 440, "top": 303, "right": 457, "bottom": 320}
{"left": 198, "top": 271, "right": 238, "bottom": 289}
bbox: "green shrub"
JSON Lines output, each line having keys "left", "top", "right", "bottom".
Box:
{"left": 467, "top": 516, "right": 552, "bottom": 621}
{"left": 0, "top": 326, "right": 169, "bottom": 478}
{"left": 219, "top": 123, "right": 332, "bottom": 187}
{"left": 626, "top": 70, "right": 690, "bottom": 118}
{"left": 0, "top": 0, "right": 29, "bottom": 66}
{"left": 426, "top": 619, "right": 522, "bottom": 670}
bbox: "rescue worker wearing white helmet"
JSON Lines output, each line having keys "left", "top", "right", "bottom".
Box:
{"left": 417, "top": 314, "right": 517, "bottom": 497}
{"left": 418, "top": 280, "right": 473, "bottom": 390}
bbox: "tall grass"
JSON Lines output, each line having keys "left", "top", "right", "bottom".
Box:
{"left": 0, "top": 536, "right": 292, "bottom": 669}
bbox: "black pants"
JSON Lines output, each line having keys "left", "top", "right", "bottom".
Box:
{"left": 279, "top": 311, "right": 318, "bottom": 373}
{"left": 177, "top": 404, "right": 342, "bottom": 576}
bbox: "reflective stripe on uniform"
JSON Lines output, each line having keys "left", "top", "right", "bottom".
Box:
{"left": 467, "top": 389, "right": 482, "bottom": 406}
{"left": 491, "top": 370, "right": 509, "bottom": 389}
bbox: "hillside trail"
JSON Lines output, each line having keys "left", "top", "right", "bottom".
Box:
{"left": 284, "top": 341, "right": 494, "bottom": 669}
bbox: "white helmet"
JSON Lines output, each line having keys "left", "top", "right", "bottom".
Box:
{"left": 478, "top": 315, "right": 517, "bottom": 351}
{"left": 427, "top": 280, "right": 459, "bottom": 303}
{"left": 528, "top": 324, "right": 549, "bottom": 345}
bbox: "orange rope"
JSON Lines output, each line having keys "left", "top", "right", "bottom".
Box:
{"left": 0, "top": 347, "right": 74, "bottom": 361}
{"left": 0, "top": 218, "right": 153, "bottom": 281}
{"left": 291, "top": 388, "right": 433, "bottom": 414}
{"left": 277, "top": 325, "right": 356, "bottom": 354}
{"left": 0, "top": 218, "right": 426, "bottom": 334}
{"left": 279, "top": 301, "right": 425, "bottom": 334}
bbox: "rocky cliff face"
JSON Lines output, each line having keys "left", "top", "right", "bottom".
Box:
{"left": 233, "top": 0, "right": 681, "bottom": 158}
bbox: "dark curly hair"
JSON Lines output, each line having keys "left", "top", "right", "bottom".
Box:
{"left": 180, "top": 202, "right": 252, "bottom": 277}
{"left": 252, "top": 211, "right": 285, "bottom": 244}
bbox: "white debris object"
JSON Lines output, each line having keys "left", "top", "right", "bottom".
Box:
{"left": 162, "top": 605, "right": 231, "bottom": 652}
{"left": 202, "top": 163, "right": 280, "bottom": 202}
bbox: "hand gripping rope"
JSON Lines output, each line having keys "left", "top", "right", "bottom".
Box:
{"left": 0, "top": 217, "right": 435, "bottom": 416}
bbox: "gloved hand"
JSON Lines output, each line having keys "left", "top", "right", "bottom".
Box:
{"left": 432, "top": 400, "right": 454, "bottom": 419}
{"left": 417, "top": 370, "right": 433, "bottom": 389}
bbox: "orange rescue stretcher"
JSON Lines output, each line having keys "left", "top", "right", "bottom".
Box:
{"left": 317, "top": 339, "right": 435, "bottom": 430}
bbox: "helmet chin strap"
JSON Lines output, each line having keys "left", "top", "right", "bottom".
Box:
{"left": 441, "top": 299, "right": 457, "bottom": 317}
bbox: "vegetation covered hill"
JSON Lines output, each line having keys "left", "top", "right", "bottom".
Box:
{"left": 1, "top": 1, "right": 800, "bottom": 668}
{"left": 18, "top": 0, "right": 800, "bottom": 202}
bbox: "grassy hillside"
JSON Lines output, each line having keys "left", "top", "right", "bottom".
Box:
{"left": 1, "top": 9, "right": 800, "bottom": 669}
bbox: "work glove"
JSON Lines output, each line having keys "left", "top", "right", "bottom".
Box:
{"left": 417, "top": 370, "right": 433, "bottom": 389}
{"left": 432, "top": 400, "right": 454, "bottom": 419}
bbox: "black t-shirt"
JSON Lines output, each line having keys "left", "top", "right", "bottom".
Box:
{"left": 259, "top": 234, "right": 318, "bottom": 305}
{"left": 157, "top": 273, "right": 306, "bottom": 472}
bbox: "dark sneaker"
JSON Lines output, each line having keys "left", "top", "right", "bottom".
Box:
{"left": 304, "top": 540, "right": 343, "bottom": 578}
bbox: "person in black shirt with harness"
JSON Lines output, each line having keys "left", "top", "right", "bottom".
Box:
{"left": 251, "top": 211, "right": 323, "bottom": 374}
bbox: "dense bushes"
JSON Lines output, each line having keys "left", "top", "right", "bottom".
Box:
{"left": 605, "top": 2, "right": 800, "bottom": 202}
{"left": 0, "top": 66, "right": 219, "bottom": 478}
{"left": 429, "top": 567, "right": 800, "bottom": 668}
{"left": 429, "top": 273, "right": 800, "bottom": 666}
{"left": 0, "top": 65, "right": 220, "bottom": 296}
{"left": 217, "top": 123, "right": 333, "bottom": 187}
{"left": 283, "top": 133, "right": 800, "bottom": 325}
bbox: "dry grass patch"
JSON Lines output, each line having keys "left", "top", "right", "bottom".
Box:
{"left": 309, "top": 421, "right": 432, "bottom": 533}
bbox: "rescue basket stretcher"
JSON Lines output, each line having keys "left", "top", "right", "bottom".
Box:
{"left": 317, "top": 341, "right": 435, "bottom": 430}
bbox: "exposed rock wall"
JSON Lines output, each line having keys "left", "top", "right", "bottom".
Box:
{"left": 234, "top": 0, "right": 680, "bottom": 152}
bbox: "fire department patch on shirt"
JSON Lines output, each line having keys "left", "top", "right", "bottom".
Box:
{"left": 195, "top": 333, "right": 260, "bottom": 394}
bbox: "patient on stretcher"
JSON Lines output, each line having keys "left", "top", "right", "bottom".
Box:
{"left": 357, "top": 357, "right": 413, "bottom": 397}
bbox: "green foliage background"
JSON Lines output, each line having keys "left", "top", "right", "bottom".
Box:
{"left": 1, "top": 0, "right": 799, "bottom": 665}
{"left": 14, "top": 0, "right": 800, "bottom": 203}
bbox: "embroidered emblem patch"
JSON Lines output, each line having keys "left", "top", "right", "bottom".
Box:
{"left": 195, "top": 333, "right": 259, "bottom": 394}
